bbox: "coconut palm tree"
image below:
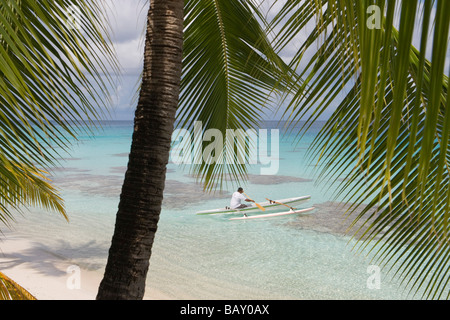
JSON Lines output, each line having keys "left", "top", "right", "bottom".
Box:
{"left": 96, "top": 0, "right": 288, "bottom": 300}
{"left": 0, "top": 0, "right": 117, "bottom": 299}
{"left": 96, "top": 0, "right": 185, "bottom": 300}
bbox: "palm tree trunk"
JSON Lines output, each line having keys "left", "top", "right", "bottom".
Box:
{"left": 96, "top": 0, "right": 184, "bottom": 300}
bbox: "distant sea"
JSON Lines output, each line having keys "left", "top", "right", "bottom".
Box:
{"left": 3, "top": 120, "right": 421, "bottom": 299}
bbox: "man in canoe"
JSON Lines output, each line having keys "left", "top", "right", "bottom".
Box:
{"left": 230, "top": 187, "right": 255, "bottom": 209}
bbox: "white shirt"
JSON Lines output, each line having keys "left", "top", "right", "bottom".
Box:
{"left": 230, "top": 192, "right": 247, "bottom": 209}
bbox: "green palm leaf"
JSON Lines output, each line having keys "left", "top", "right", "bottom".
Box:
{"left": 0, "top": 1, "right": 117, "bottom": 225}
{"left": 178, "top": 0, "right": 290, "bottom": 191}
{"left": 0, "top": 0, "right": 117, "bottom": 299}
{"left": 271, "top": 0, "right": 450, "bottom": 299}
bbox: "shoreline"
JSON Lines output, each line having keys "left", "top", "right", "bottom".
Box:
{"left": 0, "top": 234, "right": 169, "bottom": 300}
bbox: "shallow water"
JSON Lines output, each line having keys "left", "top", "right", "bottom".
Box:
{"left": 3, "top": 121, "right": 425, "bottom": 299}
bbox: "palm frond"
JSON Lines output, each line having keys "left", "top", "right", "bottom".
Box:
{"left": 0, "top": 271, "right": 36, "bottom": 300}
{"left": 0, "top": 0, "right": 118, "bottom": 224}
{"left": 0, "top": 160, "right": 66, "bottom": 225}
{"left": 178, "top": 0, "right": 290, "bottom": 191}
{"left": 271, "top": 0, "right": 450, "bottom": 299}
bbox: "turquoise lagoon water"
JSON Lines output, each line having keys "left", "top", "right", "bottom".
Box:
{"left": 4, "top": 121, "right": 421, "bottom": 299}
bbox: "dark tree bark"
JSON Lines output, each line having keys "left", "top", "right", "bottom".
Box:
{"left": 96, "top": 0, "right": 184, "bottom": 300}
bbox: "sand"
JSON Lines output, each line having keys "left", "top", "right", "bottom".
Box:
{"left": 0, "top": 234, "right": 169, "bottom": 300}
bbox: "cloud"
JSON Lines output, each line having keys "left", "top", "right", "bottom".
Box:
{"left": 104, "top": 0, "right": 148, "bottom": 75}
{"left": 106, "top": 0, "right": 148, "bottom": 44}
{"left": 88, "top": 0, "right": 148, "bottom": 120}
{"left": 114, "top": 38, "right": 144, "bottom": 75}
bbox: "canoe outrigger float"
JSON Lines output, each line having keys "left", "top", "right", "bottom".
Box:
{"left": 195, "top": 195, "right": 312, "bottom": 216}
{"left": 229, "top": 207, "right": 315, "bottom": 220}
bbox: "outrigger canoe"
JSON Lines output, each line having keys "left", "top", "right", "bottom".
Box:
{"left": 195, "top": 195, "right": 311, "bottom": 215}
{"left": 229, "top": 207, "right": 315, "bottom": 221}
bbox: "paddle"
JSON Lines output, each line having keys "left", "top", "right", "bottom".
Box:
{"left": 265, "top": 198, "right": 296, "bottom": 211}
{"left": 243, "top": 193, "right": 266, "bottom": 211}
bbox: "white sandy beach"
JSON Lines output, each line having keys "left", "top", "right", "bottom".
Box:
{"left": 0, "top": 234, "right": 170, "bottom": 300}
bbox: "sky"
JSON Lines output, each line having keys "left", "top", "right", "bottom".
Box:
{"left": 100, "top": 0, "right": 336, "bottom": 121}
{"left": 99, "top": 0, "right": 148, "bottom": 120}
{"left": 99, "top": 0, "right": 450, "bottom": 121}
